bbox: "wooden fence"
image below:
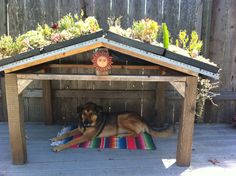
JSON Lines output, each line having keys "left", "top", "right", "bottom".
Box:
{"left": 0, "top": 0, "right": 235, "bottom": 123}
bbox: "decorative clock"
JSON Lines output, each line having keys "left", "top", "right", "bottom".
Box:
{"left": 92, "top": 49, "right": 113, "bottom": 75}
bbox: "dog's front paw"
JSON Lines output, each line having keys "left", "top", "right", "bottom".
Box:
{"left": 51, "top": 137, "right": 59, "bottom": 142}
{"left": 52, "top": 146, "right": 62, "bottom": 152}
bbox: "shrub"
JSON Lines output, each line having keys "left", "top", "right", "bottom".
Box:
{"left": 132, "top": 18, "right": 160, "bottom": 43}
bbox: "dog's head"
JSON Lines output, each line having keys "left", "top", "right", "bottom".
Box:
{"left": 77, "top": 102, "right": 103, "bottom": 127}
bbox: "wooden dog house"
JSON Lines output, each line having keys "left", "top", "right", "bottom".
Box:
{"left": 0, "top": 30, "right": 219, "bottom": 166}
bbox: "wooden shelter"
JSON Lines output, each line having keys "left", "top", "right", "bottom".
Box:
{"left": 0, "top": 30, "right": 219, "bottom": 166}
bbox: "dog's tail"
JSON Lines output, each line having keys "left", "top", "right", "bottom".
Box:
{"left": 147, "top": 126, "right": 173, "bottom": 138}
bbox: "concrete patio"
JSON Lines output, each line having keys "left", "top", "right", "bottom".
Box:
{"left": 0, "top": 123, "right": 235, "bottom": 176}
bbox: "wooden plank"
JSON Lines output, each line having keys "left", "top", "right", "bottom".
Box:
{"left": 0, "top": 78, "right": 7, "bottom": 122}
{"left": 48, "top": 64, "right": 161, "bottom": 70}
{"left": 41, "top": 0, "right": 60, "bottom": 24}
{"left": 95, "top": 0, "right": 111, "bottom": 29}
{"left": 194, "top": 0, "right": 203, "bottom": 35}
{"left": 54, "top": 90, "right": 155, "bottom": 99}
{"left": 17, "top": 79, "right": 33, "bottom": 94}
{"left": 155, "top": 82, "right": 166, "bottom": 127}
{"left": 206, "top": 0, "right": 236, "bottom": 122}
{"left": 111, "top": 0, "right": 129, "bottom": 28}
{"left": 81, "top": 0, "right": 95, "bottom": 17}
{"left": 0, "top": 0, "right": 6, "bottom": 35}
{"left": 17, "top": 74, "right": 187, "bottom": 82}
{"left": 146, "top": 0, "right": 163, "bottom": 22}
{"left": 176, "top": 76, "right": 197, "bottom": 166}
{"left": 8, "top": 0, "right": 59, "bottom": 36}
{"left": 179, "top": 0, "right": 198, "bottom": 35}
{"left": 129, "top": 0, "right": 145, "bottom": 23}
{"left": 59, "top": 0, "right": 82, "bottom": 18}
{"left": 42, "top": 80, "right": 53, "bottom": 125}
{"left": 5, "top": 74, "right": 27, "bottom": 164}
{"left": 201, "top": 0, "right": 213, "bottom": 57}
{"left": 0, "top": 78, "right": 7, "bottom": 121}
{"left": 8, "top": 0, "right": 25, "bottom": 36}
{"left": 214, "top": 92, "right": 236, "bottom": 100}
{"left": 4, "top": 42, "right": 103, "bottom": 73}
{"left": 162, "top": 0, "right": 180, "bottom": 40}
{"left": 102, "top": 42, "right": 199, "bottom": 76}
{"left": 170, "top": 82, "right": 186, "bottom": 98}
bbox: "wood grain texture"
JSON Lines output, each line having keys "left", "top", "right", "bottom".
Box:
{"left": 17, "top": 74, "right": 187, "bottom": 82}
{"left": 176, "top": 76, "right": 197, "bottom": 166}
{"left": 111, "top": 0, "right": 129, "bottom": 28}
{"left": 59, "top": 0, "right": 82, "bottom": 18}
{"left": 146, "top": 0, "right": 163, "bottom": 23}
{"left": 0, "top": 0, "right": 6, "bottom": 35}
{"left": 162, "top": 0, "right": 180, "bottom": 40}
{"left": 170, "top": 82, "right": 185, "bottom": 98}
{"left": 1, "top": 123, "right": 236, "bottom": 175}
{"left": 155, "top": 82, "right": 166, "bottom": 127}
{"left": 129, "top": 0, "right": 145, "bottom": 24}
{"left": 95, "top": 0, "right": 111, "bottom": 29}
{"left": 179, "top": 0, "right": 198, "bottom": 35}
{"left": 205, "top": 0, "right": 236, "bottom": 122}
{"left": 201, "top": 0, "right": 212, "bottom": 57}
{"left": 5, "top": 74, "right": 27, "bottom": 164}
{"left": 43, "top": 80, "right": 53, "bottom": 125}
{"left": 0, "top": 78, "right": 7, "bottom": 122}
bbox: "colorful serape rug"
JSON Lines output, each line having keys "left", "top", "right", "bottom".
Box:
{"left": 51, "top": 125, "right": 156, "bottom": 150}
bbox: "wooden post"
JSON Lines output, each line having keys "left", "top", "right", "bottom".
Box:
{"left": 1, "top": 78, "right": 8, "bottom": 121}
{"left": 155, "top": 82, "right": 166, "bottom": 127}
{"left": 42, "top": 80, "right": 53, "bottom": 125}
{"left": 5, "top": 74, "right": 27, "bottom": 164}
{"left": 176, "top": 76, "right": 197, "bottom": 166}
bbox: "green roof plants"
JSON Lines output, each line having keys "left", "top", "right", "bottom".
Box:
{"left": 162, "top": 23, "right": 170, "bottom": 49}
{"left": 0, "top": 12, "right": 101, "bottom": 59}
{"left": 131, "top": 18, "right": 160, "bottom": 43}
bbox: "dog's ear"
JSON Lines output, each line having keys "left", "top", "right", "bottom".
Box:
{"left": 95, "top": 105, "right": 103, "bottom": 114}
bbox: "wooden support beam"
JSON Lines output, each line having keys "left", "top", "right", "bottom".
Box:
{"left": 42, "top": 80, "right": 53, "bottom": 125}
{"left": 0, "top": 78, "right": 7, "bottom": 121}
{"left": 17, "top": 79, "right": 33, "bottom": 94}
{"left": 5, "top": 74, "right": 27, "bottom": 164}
{"left": 48, "top": 64, "right": 162, "bottom": 70}
{"left": 170, "top": 82, "right": 186, "bottom": 98}
{"left": 176, "top": 76, "right": 197, "bottom": 166}
{"left": 17, "top": 74, "right": 187, "bottom": 82}
{"left": 155, "top": 82, "right": 166, "bottom": 127}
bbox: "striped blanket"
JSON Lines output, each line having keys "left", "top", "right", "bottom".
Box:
{"left": 51, "top": 125, "right": 156, "bottom": 150}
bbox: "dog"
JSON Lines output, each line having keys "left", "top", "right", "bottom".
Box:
{"left": 51, "top": 102, "right": 173, "bottom": 152}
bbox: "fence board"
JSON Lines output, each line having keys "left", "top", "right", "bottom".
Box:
{"left": 146, "top": 0, "right": 163, "bottom": 23}
{"left": 179, "top": 0, "right": 197, "bottom": 35}
{"left": 59, "top": 0, "right": 82, "bottom": 18}
{"left": 162, "top": 0, "right": 180, "bottom": 40}
{"left": 205, "top": 0, "right": 236, "bottom": 122}
{"left": 0, "top": 0, "right": 6, "bottom": 35}
{"left": 95, "top": 0, "right": 111, "bottom": 29}
{"left": 82, "top": 0, "right": 95, "bottom": 16}
{"left": 111, "top": 0, "right": 129, "bottom": 28}
{"left": 129, "top": 0, "right": 145, "bottom": 24}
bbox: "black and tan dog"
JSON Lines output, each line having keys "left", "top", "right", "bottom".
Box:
{"left": 51, "top": 102, "right": 172, "bottom": 152}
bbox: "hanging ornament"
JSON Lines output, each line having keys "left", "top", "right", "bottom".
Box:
{"left": 92, "top": 49, "right": 113, "bottom": 75}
